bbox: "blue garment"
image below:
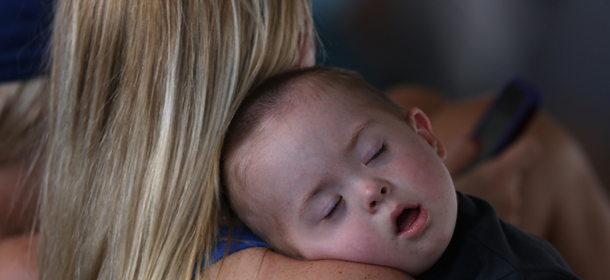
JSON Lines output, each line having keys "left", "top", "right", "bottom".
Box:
{"left": 210, "top": 226, "right": 269, "bottom": 264}
{"left": 0, "top": 0, "right": 52, "bottom": 83}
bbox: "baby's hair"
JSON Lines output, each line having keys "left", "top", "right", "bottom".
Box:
{"left": 221, "top": 66, "right": 403, "bottom": 253}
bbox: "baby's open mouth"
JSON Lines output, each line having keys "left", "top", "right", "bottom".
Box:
{"left": 396, "top": 206, "right": 421, "bottom": 234}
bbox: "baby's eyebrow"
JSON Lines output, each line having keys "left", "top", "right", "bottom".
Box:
{"left": 343, "top": 119, "right": 376, "bottom": 156}
{"left": 299, "top": 119, "right": 377, "bottom": 215}
{"left": 300, "top": 182, "right": 326, "bottom": 215}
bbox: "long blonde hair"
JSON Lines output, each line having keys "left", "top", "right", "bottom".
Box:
{"left": 40, "top": 0, "right": 313, "bottom": 279}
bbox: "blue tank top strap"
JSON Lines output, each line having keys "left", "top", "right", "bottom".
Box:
{"left": 209, "top": 226, "right": 269, "bottom": 264}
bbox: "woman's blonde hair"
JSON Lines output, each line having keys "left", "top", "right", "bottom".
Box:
{"left": 40, "top": 0, "right": 313, "bottom": 279}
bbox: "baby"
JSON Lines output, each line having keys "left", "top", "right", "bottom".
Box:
{"left": 221, "top": 66, "right": 578, "bottom": 279}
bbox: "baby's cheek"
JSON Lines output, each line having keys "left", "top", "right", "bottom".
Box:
{"left": 325, "top": 222, "right": 390, "bottom": 263}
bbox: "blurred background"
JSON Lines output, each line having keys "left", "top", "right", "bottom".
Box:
{"left": 311, "top": 0, "right": 610, "bottom": 190}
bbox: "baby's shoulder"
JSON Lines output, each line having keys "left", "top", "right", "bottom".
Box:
{"left": 422, "top": 192, "right": 579, "bottom": 280}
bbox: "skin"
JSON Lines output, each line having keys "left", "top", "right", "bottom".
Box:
{"left": 0, "top": 156, "right": 39, "bottom": 239}
{"left": 0, "top": 152, "right": 39, "bottom": 280}
{"left": 229, "top": 84, "right": 456, "bottom": 275}
{"left": 0, "top": 234, "right": 37, "bottom": 280}
{"left": 203, "top": 247, "right": 410, "bottom": 280}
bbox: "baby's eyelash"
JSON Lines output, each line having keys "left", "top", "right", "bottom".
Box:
{"left": 368, "top": 144, "right": 387, "bottom": 163}
{"left": 324, "top": 197, "right": 342, "bottom": 220}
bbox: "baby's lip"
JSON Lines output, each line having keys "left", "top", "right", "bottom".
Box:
{"left": 391, "top": 204, "right": 428, "bottom": 238}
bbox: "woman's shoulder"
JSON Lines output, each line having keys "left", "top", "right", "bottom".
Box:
{"left": 203, "top": 247, "right": 412, "bottom": 280}
{"left": 205, "top": 226, "right": 412, "bottom": 279}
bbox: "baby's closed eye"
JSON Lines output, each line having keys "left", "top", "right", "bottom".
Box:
{"left": 324, "top": 196, "right": 343, "bottom": 220}
{"left": 367, "top": 143, "right": 387, "bottom": 164}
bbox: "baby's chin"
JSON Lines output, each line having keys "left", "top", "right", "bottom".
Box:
{"left": 400, "top": 218, "right": 456, "bottom": 275}
{"left": 400, "top": 242, "right": 449, "bottom": 275}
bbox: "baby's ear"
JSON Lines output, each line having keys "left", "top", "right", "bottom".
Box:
{"left": 406, "top": 108, "right": 446, "bottom": 159}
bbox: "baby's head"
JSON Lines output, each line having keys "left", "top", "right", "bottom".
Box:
{"left": 222, "top": 66, "right": 457, "bottom": 275}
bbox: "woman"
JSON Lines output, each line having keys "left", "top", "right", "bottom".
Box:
{"left": 40, "top": 0, "right": 370, "bottom": 279}
{"left": 34, "top": 0, "right": 610, "bottom": 280}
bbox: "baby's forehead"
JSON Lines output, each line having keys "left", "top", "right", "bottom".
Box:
{"left": 233, "top": 91, "right": 347, "bottom": 191}
{"left": 276, "top": 78, "right": 374, "bottom": 118}
{"left": 280, "top": 75, "right": 348, "bottom": 107}
{"left": 290, "top": 74, "right": 403, "bottom": 117}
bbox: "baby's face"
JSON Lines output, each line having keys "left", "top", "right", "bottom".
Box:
{"left": 237, "top": 87, "right": 457, "bottom": 275}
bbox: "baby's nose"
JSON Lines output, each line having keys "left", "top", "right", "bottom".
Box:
{"left": 363, "top": 183, "right": 389, "bottom": 213}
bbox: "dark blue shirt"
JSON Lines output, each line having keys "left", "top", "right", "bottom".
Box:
{"left": 0, "top": 0, "right": 53, "bottom": 83}
{"left": 417, "top": 192, "right": 579, "bottom": 280}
